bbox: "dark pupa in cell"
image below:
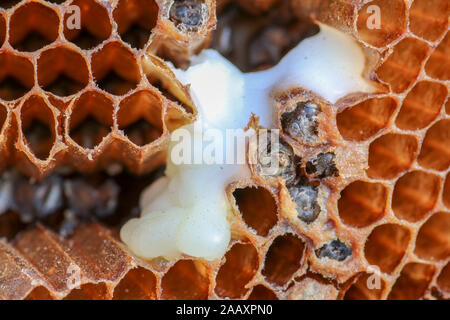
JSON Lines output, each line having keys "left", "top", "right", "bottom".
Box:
{"left": 316, "top": 239, "right": 352, "bottom": 261}
{"left": 281, "top": 101, "right": 320, "bottom": 144}
{"left": 169, "top": 0, "right": 206, "bottom": 31}
{"left": 288, "top": 178, "right": 320, "bottom": 223}
{"left": 254, "top": 134, "right": 299, "bottom": 185}
{"left": 306, "top": 152, "right": 339, "bottom": 179}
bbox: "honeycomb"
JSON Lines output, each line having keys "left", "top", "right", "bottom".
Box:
{"left": 0, "top": 0, "right": 449, "bottom": 300}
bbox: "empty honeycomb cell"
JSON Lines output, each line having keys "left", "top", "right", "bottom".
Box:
{"left": 68, "top": 91, "right": 114, "bottom": 150}
{"left": 367, "top": 133, "right": 418, "bottom": 180}
{"left": 437, "top": 262, "right": 450, "bottom": 294}
{"left": 63, "top": 0, "right": 112, "bottom": 50}
{"left": 232, "top": 187, "right": 278, "bottom": 236}
{"left": 64, "top": 283, "right": 110, "bottom": 300}
{"left": 37, "top": 46, "right": 89, "bottom": 97}
{"left": 415, "top": 212, "right": 450, "bottom": 261}
{"left": 0, "top": 52, "right": 34, "bottom": 101}
{"left": 336, "top": 97, "right": 397, "bottom": 142}
{"left": 444, "top": 173, "right": 450, "bottom": 208}
{"left": 161, "top": 260, "right": 210, "bottom": 299}
{"left": 247, "top": 285, "right": 278, "bottom": 300}
{"left": 417, "top": 120, "right": 450, "bottom": 171}
{"left": 0, "top": 14, "right": 5, "bottom": 47}
{"left": 91, "top": 42, "right": 140, "bottom": 96}
{"left": 396, "top": 81, "right": 448, "bottom": 130}
{"left": 356, "top": 0, "right": 407, "bottom": 48}
{"left": 113, "top": 267, "right": 157, "bottom": 300}
{"left": 392, "top": 171, "right": 440, "bottom": 222}
{"left": 409, "top": 0, "right": 449, "bottom": 42}
{"left": 25, "top": 286, "right": 54, "bottom": 300}
{"left": 214, "top": 243, "right": 259, "bottom": 298}
{"left": 425, "top": 32, "right": 450, "bottom": 80}
{"left": 376, "top": 38, "right": 430, "bottom": 93}
{"left": 8, "top": 2, "right": 59, "bottom": 52}
{"left": 262, "top": 234, "right": 305, "bottom": 286}
{"left": 344, "top": 273, "right": 386, "bottom": 300}
{"left": 113, "top": 0, "right": 158, "bottom": 49}
{"left": 388, "top": 263, "right": 436, "bottom": 300}
{"left": 20, "top": 96, "right": 56, "bottom": 160}
{"left": 338, "top": 181, "right": 387, "bottom": 228}
{"left": 364, "top": 224, "right": 410, "bottom": 274}
{"left": 117, "top": 90, "right": 164, "bottom": 147}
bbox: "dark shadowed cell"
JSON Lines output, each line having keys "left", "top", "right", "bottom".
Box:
{"left": 281, "top": 101, "right": 320, "bottom": 144}
{"left": 316, "top": 239, "right": 352, "bottom": 261}
{"left": 33, "top": 175, "right": 64, "bottom": 219}
{"left": 288, "top": 177, "right": 320, "bottom": 223}
{"left": 306, "top": 152, "right": 339, "bottom": 179}
{"left": 169, "top": 0, "right": 205, "bottom": 31}
{"left": 64, "top": 177, "right": 119, "bottom": 218}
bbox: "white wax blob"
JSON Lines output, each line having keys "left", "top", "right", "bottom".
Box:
{"left": 120, "top": 23, "right": 374, "bottom": 261}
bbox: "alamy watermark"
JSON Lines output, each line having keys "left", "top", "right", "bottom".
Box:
{"left": 366, "top": 4, "right": 381, "bottom": 30}
{"left": 170, "top": 123, "right": 282, "bottom": 172}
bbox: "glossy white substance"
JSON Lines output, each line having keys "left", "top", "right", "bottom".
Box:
{"left": 120, "top": 24, "right": 374, "bottom": 261}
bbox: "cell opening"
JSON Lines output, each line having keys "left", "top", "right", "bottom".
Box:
{"left": 92, "top": 42, "right": 140, "bottom": 96}
{"left": 415, "top": 212, "right": 450, "bottom": 261}
{"left": 68, "top": 91, "right": 114, "bottom": 150}
{"left": 396, "top": 81, "right": 447, "bottom": 130}
{"left": 161, "top": 260, "right": 210, "bottom": 300}
{"left": 20, "top": 96, "right": 56, "bottom": 161}
{"left": 247, "top": 285, "right": 278, "bottom": 300}
{"left": 0, "top": 53, "right": 34, "bottom": 101}
{"left": 63, "top": 282, "right": 109, "bottom": 300}
{"left": 233, "top": 187, "right": 278, "bottom": 236}
{"left": 417, "top": 120, "right": 450, "bottom": 171}
{"left": 117, "top": 90, "right": 164, "bottom": 147}
{"left": 367, "top": 133, "right": 418, "bottom": 180}
{"left": 425, "top": 33, "right": 450, "bottom": 81}
{"left": 409, "top": 0, "right": 449, "bottom": 42}
{"left": 444, "top": 173, "right": 450, "bottom": 209}
{"left": 337, "top": 97, "right": 397, "bottom": 142}
{"left": 142, "top": 54, "right": 195, "bottom": 114}
{"left": 356, "top": 0, "right": 407, "bottom": 48}
{"left": 63, "top": 0, "right": 112, "bottom": 50}
{"left": 215, "top": 243, "right": 259, "bottom": 299}
{"left": 364, "top": 223, "right": 410, "bottom": 274}
{"left": 113, "top": 267, "right": 157, "bottom": 300}
{"left": 0, "top": 14, "right": 5, "bottom": 47}
{"left": 25, "top": 286, "right": 54, "bottom": 300}
{"left": 262, "top": 234, "right": 305, "bottom": 286}
{"left": 388, "top": 263, "right": 436, "bottom": 300}
{"left": 437, "top": 262, "right": 450, "bottom": 294}
{"left": 392, "top": 171, "right": 440, "bottom": 222}
{"left": 344, "top": 273, "right": 386, "bottom": 300}
{"left": 338, "top": 181, "right": 387, "bottom": 228}
{"left": 37, "top": 47, "right": 89, "bottom": 97}
{"left": 376, "top": 38, "right": 430, "bottom": 93}
{"left": 8, "top": 2, "right": 59, "bottom": 52}
{"left": 113, "top": 0, "right": 158, "bottom": 49}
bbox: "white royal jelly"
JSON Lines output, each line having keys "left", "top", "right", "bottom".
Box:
{"left": 120, "top": 23, "right": 374, "bottom": 261}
